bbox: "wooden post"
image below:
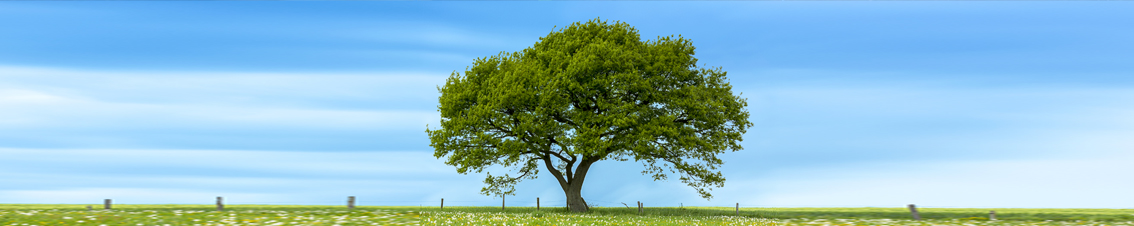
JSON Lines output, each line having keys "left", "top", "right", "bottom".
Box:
{"left": 736, "top": 203, "right": 740, "bottom": 216}
{"left": 104, "top": 199, "right": 111, "bottom": 210}
{"left": 907, "top": 204, "right": 921, "bottom": 221}
{"left": 990, "top": 210, "right": 997, "bottom": 220}
{"left": 347, "top": 196, "right": 355, "bottom": 210}
{"left": 536, "top": 197, "right": 540, "bottom": 211}
{"left": 440, "top": 198, "right": 444, "bottom": 210}
{"left": 216, "top": 196, "right": 224, "bottom": 211}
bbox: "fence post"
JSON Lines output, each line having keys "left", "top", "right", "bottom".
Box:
{"left": 216, "top": 197, "right": 224, "bottom": 211}
{"left": 347, "top": 196, "right": 355, "bottom": 210}
{"left": 537, "top": 197, "right": 540, "bottom": 211}
{"left": 441, "top": 198, "right": 444, "bottom": 210}
{"left": 104, "top": 199, "right": 111, "bottom": 210}
{"left": 990, "top": 210, "right": 996, "bottom": 220}
{"left": 907, "top": 204, "right": 921, "bottom": 221}
{"left": 736, "top": 203, "right": 739, "bottom": 216}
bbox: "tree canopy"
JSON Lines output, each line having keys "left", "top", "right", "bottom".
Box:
{"left": 427, "top": 18, "right": 752, "bottom": 212}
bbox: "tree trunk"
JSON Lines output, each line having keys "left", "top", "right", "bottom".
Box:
{"left": 542, "top": 155, "right": 597, "bottom": 213}
{"left": 564, "top": 185, "right": 589, "bottom": 212}
{"left": 564, "top": 159, "right": 596, "bottom": 212}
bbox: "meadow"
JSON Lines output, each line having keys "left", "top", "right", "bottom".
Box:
{"left": 424, "top": 206, "right": 1134, "bottom": 225}
{"left": 0, "top": 205, "right": 420, "bottom": 226}
{"left": 2, "top": 204, "right": 1133, "bottom": 225}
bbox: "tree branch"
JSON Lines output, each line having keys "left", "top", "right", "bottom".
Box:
{"left": 543, "top": 136, "right": 573, "bottom": 162}
{"left": 551, "top": 112, "right": 577, "bottom": 127}
{"left": 541, "top": 153, "right": 570, "bottom": 191}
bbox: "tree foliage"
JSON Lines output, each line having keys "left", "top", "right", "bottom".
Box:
{"left": 427, "top": 18, "right": 752, "bottom": 212}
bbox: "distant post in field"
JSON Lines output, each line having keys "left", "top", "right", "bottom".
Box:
{"left": 736, "top": 203, "right": 739, "bottom": 216}
{"left": 441, "top": 198, "right": 444, "bottom": 210}
{"left": 104, "top": 199, "right": 111, "bottom": 210}
{"left": 536, "top": 197, "right": 540, "bottom": 211}
{"left": 907, "top": 204, "right": 921, "bottom": 220}
{"left": 347, "top": 196, "right": 356, "bottom": 210}
{"left": 990, "top": 210, "right": 997, "bottom": 220}
{"left": 216, "top": 196, "right": 224, "bottom": 211}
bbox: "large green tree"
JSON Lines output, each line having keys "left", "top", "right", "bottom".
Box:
{"left": 427, "top": 19, "right": 752, "bottom": 212}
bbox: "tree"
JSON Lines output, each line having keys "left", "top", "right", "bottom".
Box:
{"left": 427, "top": 18, "right": 752, "bottom": 213}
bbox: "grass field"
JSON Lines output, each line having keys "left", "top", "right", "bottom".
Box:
{"left": 0, "top": 205, "right": 420, "bottom": 226}
{"left": 423, "top": 206, "right": 1134, "bottom": 225}
{"left": 2, "top": 204, "right": 1133, "bottom": 225}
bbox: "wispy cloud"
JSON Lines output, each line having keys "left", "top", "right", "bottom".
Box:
{"left": 744, "top": 150, "right": 1134, "bottom": 208}
{"left": 741, "top": 76, "right": 1134, "bottom": 160}
{"left": 0, "top": 148, "right": 465, "bottom": 205}
{"left": 0, "top": 65, "right": 442, "bottom": 129}
{"left": 0, "top": 65, "right": 444, "bottom": 150}
{"left": 0, "top": 188, "right": 283, "bottom": 205}
{"left": 0, "top": 65, "right": 447, "bottom": 106}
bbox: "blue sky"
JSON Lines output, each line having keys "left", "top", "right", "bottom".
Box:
{"left": 1, "top": 2, "right": 1132, "bottom": 208}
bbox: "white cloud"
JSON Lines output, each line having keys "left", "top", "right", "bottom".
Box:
{"left": 0, "top": 188, "right": 283, "bottom": 205}
{"left": 0, "top": 65, "right": 448, "bottom": 105}
{"left": 0, "top": 148, "right": 469, "bottom": 204}
{"left": 709, "top": 105, "right": 1134, "bottom": 208}
{"left": 745, "top": 151, "right": 1134, "bottom": 208}
{"left": 748, "top": 80, "right": 1134, "bottom": 121}
{"left": 0, "top": 148, "right": 451, "bottom": 177}
{"left": 673, "top": 78, "right": 1134, "bottom": 208}
{"left": 0, "top": 90, "right": 438, "bottom": 130}
{"left": 740, "top": 78, "right": 1134, "bottom": 158}
{"left": 0, "top": 89, "right": 70, "bottom": 103}
{"left": 0, "top": 65, "right": 444, "bottom": 130}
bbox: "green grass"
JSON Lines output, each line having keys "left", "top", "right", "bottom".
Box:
{"left": 422, "top": 206, "right": 1134, "bottom": 225}
{"left": 424, "top": 206, "right": 1134, "bottom": 221}
{"left": 700, "top": 207, "right": 1134, "bottom": 222}
{"left": 2, "top": 204, "right": 1133, "bottom": 225}
{"left": 0, "top": 205, "right": 420, "bottom": 225}
{"left": 0, "top": 204, "right": 421, "bottom": 211}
